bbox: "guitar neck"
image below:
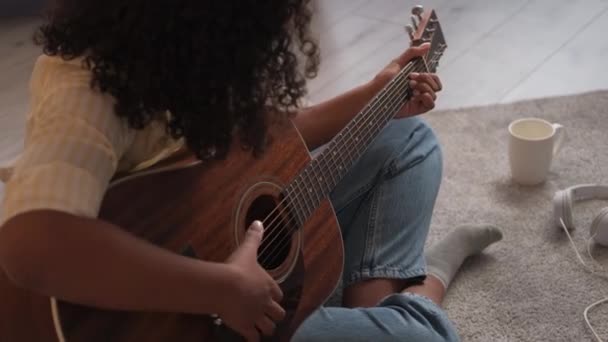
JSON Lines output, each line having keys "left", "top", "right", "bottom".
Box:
{"left": 284, "top": 57, "right": 428, "bottom": 225}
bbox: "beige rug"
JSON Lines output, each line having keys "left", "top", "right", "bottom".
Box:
{"left": 425, "top": 90, "right": 608, "bottom": 341}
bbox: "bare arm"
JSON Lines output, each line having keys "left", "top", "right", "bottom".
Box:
{"left": 0, "top": 210, "right": 233, "bottom": 315}
{"left": 293, "top": 82, "right": 377, "bottom": 151}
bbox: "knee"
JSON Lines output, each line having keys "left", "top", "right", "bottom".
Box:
{"left": 380, "top": 118, "right": 443, "bottom": 179}
{"left": 382, "top": 294, "right": 460, "bottom": 342}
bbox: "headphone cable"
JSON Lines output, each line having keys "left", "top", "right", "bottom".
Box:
{"left": 560, "top": 218, "right": 608, "bottom": 342}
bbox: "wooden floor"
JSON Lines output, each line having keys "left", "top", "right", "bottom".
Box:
{"left": 1, "top": 0, "right": 608, "bottom": 167}
{"left": 309, "top": 0, "right": 608, "bottom": 107}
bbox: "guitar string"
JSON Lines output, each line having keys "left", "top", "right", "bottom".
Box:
{"left": 257, "top": 57, "right": 440, "bottom": 266}
{"left": 257, "top": 56, "right": 441, "bottom": 265}
{"left": 257, "top": 58, "right": 439, "bottom": 266}
{"left": 255, "top": 59, "right": 423, "bottom": 252}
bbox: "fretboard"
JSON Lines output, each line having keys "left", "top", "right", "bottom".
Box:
{"left": 284, "top": 57, "right": 428, "bottom": 226}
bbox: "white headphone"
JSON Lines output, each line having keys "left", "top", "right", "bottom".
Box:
{"left": 553, "top": 184, "right": 608, "bottom": 342}
{"left": 553, "top": 184, "right": 608, "bottom": 246}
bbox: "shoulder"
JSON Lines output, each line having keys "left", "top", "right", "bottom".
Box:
{"left": 27, "top": 54, "right": 135, "bottom": 154}
{"left": 30, "top": 54, "right": 91, "bottom": 94}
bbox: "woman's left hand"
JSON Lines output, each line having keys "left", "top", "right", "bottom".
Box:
{"left": 396, "top": 72, "right": 442, "bottom": 118}
{"left": 371, "top": 43, "right": 443, "bottom": 119}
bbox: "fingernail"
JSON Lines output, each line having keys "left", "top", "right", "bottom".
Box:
{"left": 410, "top": 72, "right": 419, "bottom": 78}
{"left": 409, "top": 80, "right": 417, "bottom": 87}
{"left": 251, "top": 221, "right": 263, "bottom": 232}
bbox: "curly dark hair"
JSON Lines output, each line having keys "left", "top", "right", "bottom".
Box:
{"left": 35, "top": 0, "right": 319, "bottom": 160}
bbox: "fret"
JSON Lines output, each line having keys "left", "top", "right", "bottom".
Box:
{"left": 312, "top": 158, "right": 330, "bottom": 196}
{"left": 304, "top": 164, "right": 322, "bottom": 207}
{"left": 302, "top": 173, "right": 318, "bottom": 218}
{"left": 322, "top": 141, "right": 339, "bottom": 187}
{"left": 293, "top": 176, "right": 314, "bottom": 220}
{"left": 344, "top": 139, "right": 357, "bottom": 170}
{"left": 331, "top": 149, "right": 345, "bottom": 178}
{"left": 336, "top": 148, "right": 347, "bottom": 177}
{"left": 314, "top": 154, "right": 330, "bottom": 194}
{"left": 286, "top": 193, "right": 305, "bottom": 227}
{"left": 307, "top": 160, "right": 318, "bottom": 199}
{"left": 338, "top": 132, "right": 355, "bottom": 173}
{"left": 353, "top": 109, "right": 370, "bottom": 157}
{"left": 316, "top": 158, "right": 331, "bottom": 196}
{"left": 328, "top": 148, "right": 339, "bottom": 188}
{"left": 339, "top": 128, "right": 354, "bottom": 166}
{"left": 302, "top": 168, "right": 313, "bottom": 207}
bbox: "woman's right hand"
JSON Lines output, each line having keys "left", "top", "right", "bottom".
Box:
{"left": 220, "top": 221, "right": 286, "bottom": 342}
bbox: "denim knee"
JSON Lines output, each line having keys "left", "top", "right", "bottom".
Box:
{"left": 379, "top": 293, "right": 460, "bottom": 342}
{"left": 379, "top": 118, "right": 443, "bottom": 182}
{"left": 292, "top": 293, "right": 460, "bottom": 342}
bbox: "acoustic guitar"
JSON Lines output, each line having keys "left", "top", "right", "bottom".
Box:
{"left": 0, "top": 6, "right": 446, "bottom": 342}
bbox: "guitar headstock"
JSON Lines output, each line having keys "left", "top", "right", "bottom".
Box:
{"left": 405, "top": 5, "right": 447, "bottom": 73}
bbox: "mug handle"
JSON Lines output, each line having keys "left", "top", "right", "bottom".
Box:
{"left": 552, "top": 123, "right": 566, "bottom": 156}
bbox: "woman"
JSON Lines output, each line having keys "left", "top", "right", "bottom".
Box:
{"left": 0, "top": 0, "right": 501, "bottom": 340}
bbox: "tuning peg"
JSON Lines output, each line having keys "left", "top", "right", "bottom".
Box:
{"left": 410, "top": 15, "right": 419, "bottom": 31}
{"left": 405, "top": 24, "right": 415, "bottom": 40}
{"left": 412, "top": 5, "right": 424, "bottom": 20}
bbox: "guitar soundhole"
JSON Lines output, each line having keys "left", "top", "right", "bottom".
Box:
{"left": 246, "top": 194, "right": 296, "bottom": 270}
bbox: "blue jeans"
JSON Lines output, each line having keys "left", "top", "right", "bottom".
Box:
{"left": 292, "top": 118, "right": 459, "bottom": 341}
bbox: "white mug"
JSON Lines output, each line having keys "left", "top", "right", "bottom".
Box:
{"left": 508, "top": 118, "right": 566, "bottom": 185}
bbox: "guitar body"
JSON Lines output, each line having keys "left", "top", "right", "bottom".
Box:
{"left": 0, "top": 119, "right": 344, "bottom": 342}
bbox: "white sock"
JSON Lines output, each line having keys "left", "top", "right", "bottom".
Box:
{"left": 425, "top": 225, "right": 503, "bottom": 289}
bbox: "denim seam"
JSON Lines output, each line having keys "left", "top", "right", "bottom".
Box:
{"left": 362, "top": 183, "right": 381, "bottom": 268}
{"left": 332, "top": 180, "right": 375, "bottom": 214}
{"left": 382, "top": 136, "right": 409, "bottom": 180}
{"left": 386, "top": 138, "right": 440, "bottom": 179}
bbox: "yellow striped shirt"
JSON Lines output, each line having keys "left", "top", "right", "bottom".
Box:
{"left": 0, "top": 55, "right": 183, "bottom": 226}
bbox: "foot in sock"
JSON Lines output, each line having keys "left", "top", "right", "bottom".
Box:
{"left": 425, "top": 225, "right": 503, "bottom": 289}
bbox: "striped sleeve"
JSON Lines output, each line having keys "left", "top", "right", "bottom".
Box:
{"left": 0, "top": 57, "right": 133, "bottom": 225}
